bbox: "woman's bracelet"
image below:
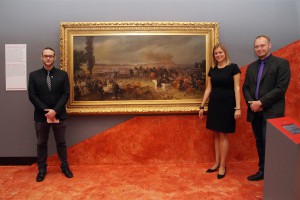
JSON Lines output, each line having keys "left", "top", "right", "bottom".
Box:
{"left": 199, "top": 106, "right": 204, "bottom": 110}
{"left": 234, "top": 108, "right": 240, "bottom": 110}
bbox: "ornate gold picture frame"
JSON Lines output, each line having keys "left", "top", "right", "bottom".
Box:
{"left": 60, "top": 22, "right": 219, "bottom": 114}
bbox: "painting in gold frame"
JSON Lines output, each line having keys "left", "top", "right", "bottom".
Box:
{"left": 60, "top": 22, "right": 219, "bottom": 114}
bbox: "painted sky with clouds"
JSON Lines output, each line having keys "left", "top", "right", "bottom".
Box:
{"left": 74, "top": 35, "right": 206, "bottom": 65}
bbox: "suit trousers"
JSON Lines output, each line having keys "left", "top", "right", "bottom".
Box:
{"left": 251, "top": 112, "right": 267, "bottom": 172}
{"left": 34, "top": 120, "right": 69, "bottom": 170}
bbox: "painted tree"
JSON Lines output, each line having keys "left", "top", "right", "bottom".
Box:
{"left": 73, "top": 49, "right": 87, "bottom": 73}
{"left": 86, "top": 36, "right": 95, "bottom": 76}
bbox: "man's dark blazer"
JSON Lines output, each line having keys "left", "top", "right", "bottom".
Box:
{"left": 243, "top": 54, "right": 291, "bottom": 122}
{"left": 28, "top": 67, "right": 70, "bottom": 122}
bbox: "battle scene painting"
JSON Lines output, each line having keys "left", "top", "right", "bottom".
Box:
{"left": 60, "top": 22, "right": 219, "bottom": 114}
{"left": 73, "top": 35, "right": 206, "bottom": 102}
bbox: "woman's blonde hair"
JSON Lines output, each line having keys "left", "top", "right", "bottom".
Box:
{"left": 212, "top": 43, "right": 231, "bottom": 68}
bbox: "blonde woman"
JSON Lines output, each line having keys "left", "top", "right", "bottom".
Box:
{"left": 199, "top": 43, "right": 241, "bottom": 179}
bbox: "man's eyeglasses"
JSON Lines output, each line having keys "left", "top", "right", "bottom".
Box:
{"left": 43, "top": 55, "right": 55, "bottom": 59}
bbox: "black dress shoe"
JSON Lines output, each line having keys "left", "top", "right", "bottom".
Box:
{"left": 36, "top": 170, "right": 46, "bottom": 182}
{"left": 62, "top": 168, "right": 73, "bottom": 178}
{"left": 217, "top": 167, "right": 226, "bottom": 179}
{"left": 247, "top": 171, "right": 264, "bottom": 181}
{"left": 206, "top": 164, "right": 220, "bottom": 173}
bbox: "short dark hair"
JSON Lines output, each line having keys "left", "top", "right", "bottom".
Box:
{"left": 42, "top": 47, "right": 55, "bottom": 55}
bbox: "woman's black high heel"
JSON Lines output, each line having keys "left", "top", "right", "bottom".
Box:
{"left": 217, "top": 167, "right": 226, "bottom": 179}
{"left": 206, "top": 164, "right": 220, "bottom": 173}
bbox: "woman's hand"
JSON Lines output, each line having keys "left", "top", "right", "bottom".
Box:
{"left": 199, "top": 109, "right": 205, "bottom": 119}
{"left": 234, "top": 109, "right": 241, "bottom": 119}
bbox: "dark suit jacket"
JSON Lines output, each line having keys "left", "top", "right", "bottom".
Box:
{"left": 242, "top": 54, "right": 291, "bottom": 122}
{"left": 28, "top": 67, "right": 70, "bottom": 122}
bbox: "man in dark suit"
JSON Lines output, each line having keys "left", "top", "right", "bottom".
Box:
{"left": 28, "top": 47, "right": 73, "bottom": 182}
{"left": 243, "top": 35, "right": 291, "bottom": 181}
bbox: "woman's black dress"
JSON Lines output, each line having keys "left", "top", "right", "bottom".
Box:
{"left": 206, "top": 63, "right": 241, "bottom": 133}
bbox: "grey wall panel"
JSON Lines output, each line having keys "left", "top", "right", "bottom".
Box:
{"left": 0, "top": 0, "right": 299, "bottom": 156}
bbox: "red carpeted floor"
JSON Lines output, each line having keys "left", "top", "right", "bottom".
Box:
{"left": 0, "top": 162, "right": 262, "bottom": 199}
{"left": 1, "top": 40, "right": 298, "bottom": 200}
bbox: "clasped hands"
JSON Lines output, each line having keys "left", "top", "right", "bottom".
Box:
{"left": 248, "top": 100, "right": 263, "bottom": 112}
{"left": 44, "top": 109, "right": 59, "bottom": 123}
